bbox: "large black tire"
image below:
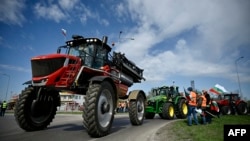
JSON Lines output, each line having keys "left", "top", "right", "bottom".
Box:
{"left": 237, "top": 102, "right": 248, "bottom": 115}
{"left": 145, "top": 112, "right": 155, "bottom": 119}
{"left": 129, "top": 92, "right": 145, "bottom": 125}
{"left": 14, "top": 86, "right": 58, "bottom": 131}
{"left": 175, "top": 99, "right": 188, "bottom": 119}
{"left": 83, "top": 81, "right": 115, "bottom": 137}
{"left": 162, "top": 103, "right": 175, "bottom": 120}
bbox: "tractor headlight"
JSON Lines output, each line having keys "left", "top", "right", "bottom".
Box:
{"left": 67, "top": 41, "right": 73, "bottom": 46}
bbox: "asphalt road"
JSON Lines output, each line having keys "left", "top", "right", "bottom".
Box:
{"left": 0, "top": 113, "right": 176, "bottom": 141}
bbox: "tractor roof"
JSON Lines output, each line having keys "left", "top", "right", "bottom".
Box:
{"left": 66, "top": 35, "right": 112, "bottom": 52}
{"left": 223, "top": 93, "right": 239, "bottom": 96}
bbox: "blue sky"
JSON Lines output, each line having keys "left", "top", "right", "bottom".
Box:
{"left": 0, "top": 0, "right": 250, "bottom": 101}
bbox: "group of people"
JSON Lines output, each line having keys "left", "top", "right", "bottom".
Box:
{"left": 0, "top": 101, "right": 7, "bottom": 117}
{"left": 116, "top": 101, "right": 129, "bottom": 113}
{"left": 186, "top": 87, "right": 218, "bottom": 126}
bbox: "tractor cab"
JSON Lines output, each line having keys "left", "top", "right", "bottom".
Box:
{"left": 223, "top": 93, "right": 240, "bottom": 101}
{"left": 58, "top": 35, "right": 111, "bottom": 69}
{"left": 154, "top": 86, "right": 173, "bottom": 100}
{"left": 158, "top": 86, "right": 169, "bottom": 96}
{"left": 157, "top": 86, "right": 179, "bottom": 97}
{"left": 170, "top": 86, "right": 179, "bottom": 96}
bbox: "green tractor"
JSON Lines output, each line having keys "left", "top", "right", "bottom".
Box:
{"left": 145, "top": 86, "right": 188, "bottom": 119}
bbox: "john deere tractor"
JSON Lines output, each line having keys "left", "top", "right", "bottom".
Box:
{"left": 14, "top": 35, "right": 146, "bottom": 137}
{"left": 145, "top": 86, "right": 188, "bottom": 119}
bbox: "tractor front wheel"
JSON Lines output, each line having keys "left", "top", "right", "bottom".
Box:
{"left": 162, "top": 103, "right": 175, "bottom": 120}
{"left": 83, "top": 81, "right": 115, "bottom": 137}
{"left": 14, "top": 86, "right": 58, "bottom": 131}
{"left": 175, "top": 99, "right": 188, "bottom": 119}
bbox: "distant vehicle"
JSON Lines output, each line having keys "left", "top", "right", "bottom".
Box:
{"left": 14, "top": 35, "right": 146, "bottom": 137}
{"left": 145, "top": 86, "right": 188, "bottom": 119}
{"left": 216, "top": 93, "right": 248, "bottom": 115}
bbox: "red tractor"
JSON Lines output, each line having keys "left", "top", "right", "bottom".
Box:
{"left": 216, "top": 93, "right": 248, "bottom": 115}
{"left": 14, "top": 35, "right": 146, "bottom": 137}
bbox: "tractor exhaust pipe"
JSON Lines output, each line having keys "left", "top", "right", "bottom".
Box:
{"left": 102, "top": 36, "right": 108, "bottom": 44}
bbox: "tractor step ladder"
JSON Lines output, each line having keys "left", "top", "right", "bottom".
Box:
{"left": 56, "top": 63, "right": 79, "bottom": 87}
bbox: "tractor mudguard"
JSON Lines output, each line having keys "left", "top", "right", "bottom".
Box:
{"left": 178, "top": 97, "right": 187, "bottom": 104}
{"left": 89, "top": 75, "right": 117, "bottom": 100}
{"left": 89, "top": 76, "right": 116, "bottom": 88}
{"left": 128, "top": 90, "right": 146, "bottom": 101}
{"left": 89, "top": 76, "right": 110, "bottom": 82}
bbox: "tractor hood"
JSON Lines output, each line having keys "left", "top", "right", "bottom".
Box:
{"left": 148, "top": 95, "right": 167, "bottom": 102}
{"left": 31, "top": 53, "right": 81, "bottom": 87}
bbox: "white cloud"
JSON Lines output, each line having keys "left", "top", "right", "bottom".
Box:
{"left": 113, "top": 3, "right": 130, "bottom": 23}
{"left": 116, "top": 0, "right": 250, "bottom": 84}
{"left": 58, "top": 0, "right": 79, "bottom": 10}
{"left": 33, "top": 0, "right": 109, "bottom": 26}
{"left": 0, "top": 0, "right": 26, "bottom": 26}
{"left": 34, "top": 3, "right": 67, "bottom": 23}
{"left": 77, "top": 4, "right": 109, "bottom": 26}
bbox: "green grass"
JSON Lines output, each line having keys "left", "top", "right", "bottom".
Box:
{"left": 169, "top": 115, "right": 250, "bottom": 141}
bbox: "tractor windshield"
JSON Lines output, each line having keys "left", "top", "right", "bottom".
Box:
{"left": 159, "top": 89, "right": 167, "bottom": 95}
{"left": 68, "top": 43, "right": 107, "bottom": 69}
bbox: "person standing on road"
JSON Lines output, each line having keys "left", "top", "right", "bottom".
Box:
{"left": 187, "top": 87, "right": 199, "bottom": 126}
{"left": 1, "top": 101, "right": 7, "bottom": 117}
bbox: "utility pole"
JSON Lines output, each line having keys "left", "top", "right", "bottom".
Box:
{"left": 235, "top": 56, "right": 244, "bottom": 98}
{"left": 1, "top": 73, "right": 10, "bottom": 101}
{"left": 118, "top": 31, "right": 134, "bottom": 43}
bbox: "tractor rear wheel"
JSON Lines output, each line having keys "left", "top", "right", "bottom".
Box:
{"left": 175, "top": 99, "right": 188, "bottom": 119}
{"left": 162, "top": 103, "right": 175, "bottom": 120}
{"left": 83, "top": 81, "right": 115, "bottom": 137}
{"left": 129, "top": 91, "right": 145, "bottom": 125}
{"left": 14, "top": 86, "right": 58, "bottom": 131}
{"left": 237, "top": 102, "right": 248, "bottom": 115}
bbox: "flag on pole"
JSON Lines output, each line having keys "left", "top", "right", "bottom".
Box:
{"left": 209, "top": 84, "right": 228, "bottom": 95}
{"left": 62, "top": 28, "right": 67, "bottom": 36}
{"left": 215, "top": 84, "right": 228, "bottom": 93}
{"left": 209, "top": 88, "right": 220, "bottom": 95}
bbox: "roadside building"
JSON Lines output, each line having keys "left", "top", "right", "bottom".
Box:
{"left": 58, "top": 92, "right": 85, "bottom": 111}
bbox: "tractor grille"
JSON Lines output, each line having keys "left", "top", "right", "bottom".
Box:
{"left": 31, "top": 58, "right": 65, "bottom": 77}
{"left": 147, "top": 101, "right": 155, "bottom": 106}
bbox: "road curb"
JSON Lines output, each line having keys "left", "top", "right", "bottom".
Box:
{"left": 149, "top": 119, "right": 183, "bottom": 141}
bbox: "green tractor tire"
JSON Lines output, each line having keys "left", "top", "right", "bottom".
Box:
{"left": 175, "top": 99, "right": 188, "bottom": 119}
{"left": 162, "top": 103, "right": 175, "bottom": 120}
